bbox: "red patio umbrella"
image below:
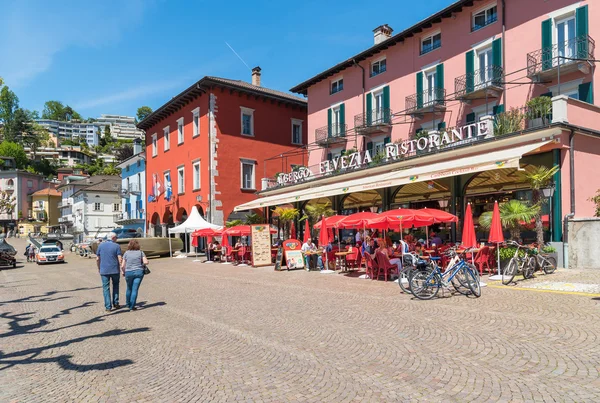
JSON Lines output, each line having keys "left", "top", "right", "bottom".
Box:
{"left": 290, "top": 221, "right": 296, "bottom": 240}
{"left": 313, "top": 215, "right": 347, "bottom": 229}
{"left": 420, "top": 208, "right": 459, "bottom": 223}
{"left": 461, "top": 203, "right": 477, "bottom": 249}
{"left": 223, "top": 225, "right": 276, "bottom": 236}
{"left": 365, "top": 208, "right": 434, "bottom": 230}
{"left": 303, "top": 220, "right": 311, "bottom": 243}
{"left": 337, "top": 212, "right": 379, "bottom": 228}
{"left": 488, "top": 201, "right": 504, "bottom": 277}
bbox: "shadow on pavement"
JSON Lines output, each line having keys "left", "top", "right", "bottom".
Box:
{"left": 0, "top": 287, "right": 101, "bottom": 307}
{"left": 0, "top": 327, "right": 149, "bottom": 372}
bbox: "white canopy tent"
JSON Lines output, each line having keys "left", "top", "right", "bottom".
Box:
{"left": 168, "top": 206, "right": 222, "bottom": 257}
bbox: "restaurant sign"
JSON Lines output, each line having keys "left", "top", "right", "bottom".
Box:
{"left": 277, "top": 120, "right": 490, "bottom": 186}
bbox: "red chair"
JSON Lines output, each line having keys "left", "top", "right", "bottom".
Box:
{"left": 474, "top": 246, "right": 492, "bottom": 275}
{"left": 374, "top": 251, "right": 396, "bottom": 282}
{"left": 345, "top": 248, "right": 360, "bottom": 269}
{"left": 221, "top": 245, "right": 233, "bottom": 263}
{"left": 364, "top": 252, "right": 378, "bottom": 280}
{"left": 237, "top": 246, "right": 247, "bottom": 265}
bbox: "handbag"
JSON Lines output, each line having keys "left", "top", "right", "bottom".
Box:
{"left": 140, "top": 252, "right": 150, "bottom": 275}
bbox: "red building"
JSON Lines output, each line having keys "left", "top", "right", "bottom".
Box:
{"left": 138, "top": 68, "right": 307, "bottom": 235}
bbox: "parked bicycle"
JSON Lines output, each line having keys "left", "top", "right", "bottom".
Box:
{"left": 502, "top": 241, "right": 536, "bottom": 284}
{"left": 527, "top": 243, "right": 558, "bottom": 276}
{"left": 409, "top": 248, "right": 481, "bottom": 300}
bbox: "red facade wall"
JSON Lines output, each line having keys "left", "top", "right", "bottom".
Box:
{"left": 145, "top": 86, "right": 307, "bottom": 230}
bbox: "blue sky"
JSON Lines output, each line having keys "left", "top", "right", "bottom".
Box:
{"left": 0, "top": 0, "right": 455, "bottom": 119}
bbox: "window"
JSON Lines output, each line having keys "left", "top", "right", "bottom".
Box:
{"left": 421, "top": 32, "right": 441, "bottom": 55}
{"left": 424, "top": 69, "right": 437, "bottom": 105}
{"left": 113, "top": 203, "right": 121, "bottom": 212}
{"left": 371, "top": 58, "right": 387, "bottom": 77}
{"left": 192, "top": 107, "right": 200, "bottom": 138}
{"left": 472, "top": 4, "right": 498, "bottom": 32}
{"left": 177, "top": 117, "right": 184, "bottom": 144}
{"left": 291, "top": 119, "right": 303, "bottom": 145}
{"left": 240, "top": 160, "right": 255, "bottom": 190}
{"left": 555, "top": 15, "right": 576, "bottom": 64}
{"left": 93, "top": 202, "right": 103, "bottom": 211}
{"left": 177, "top": 166, "right": 185, "bottom": 194}
{"left": 372, "top": 90, "right": 385, "bottom": 123}
{"left": 331, "top": 105, "right": 341, "bottom": 136}
{"left": 163, "top": 126, "right": 170, "bottom": 151}
{"left": 472, "top": 102, "right": 497, "bottom": 122}
{"left": 164, "top": 171, "right": 171, "bottom": 189}
{"left": 193, "top": 161, "right": 201, "bottom": 190}
{"left": 548, "top": 78, "right": 583, "bottom": 100}
{"left": 330, "top": 77, "right": 344, "bottom": 94}
{"left": 137, "top": 160, "right": 141, "bottom": 168}
{"left": 126, "top": 165, "right": 130, "bottom": 172}
{"left": 240, "top": 107, "right": 254, "bottom": 136}
{"left": 476, "top": 46, "right": 493, "bottom": 86}
{"left": 27, "top": 180, "right": 33, "bottom": 188}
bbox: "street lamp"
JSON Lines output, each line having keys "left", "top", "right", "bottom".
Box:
{"left": 541, "top": 182, "right": 555, "bottom": 198}
{"left": 438, "top": 199, "right": 449, "bottom": 209}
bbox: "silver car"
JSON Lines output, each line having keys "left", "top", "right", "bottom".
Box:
{"left": 36, "top": 246, "right": 65, "bottom": 265}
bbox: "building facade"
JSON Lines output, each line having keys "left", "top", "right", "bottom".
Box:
{"left": 57, "top": 175, "right": 121, "bottom": 241}
{"left": 24, "top": 145, "right": 94, "bottom": 167}
{"left": 238, "top": 0, "right": 600, "bottom": 262}
{"left": 19, "top": 187, "right": 62, "bottom": 235}
{"left": 138, "top": 68, "right": 308, "bottom": 235}
{"left": 36, "top": 119, "right": 100, "bottom": 147}
{"left": 115, "top": 139, "right": 146, "bottom": 233}
{"left": 0, "top": 157, "right": 46, "bottom": 234}
{"left": 96, "top": 114, "right": 145, "bottom": 140}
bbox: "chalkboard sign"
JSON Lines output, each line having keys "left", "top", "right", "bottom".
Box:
{"left": 274, "top": 247, "right": 284, "bottom": 271}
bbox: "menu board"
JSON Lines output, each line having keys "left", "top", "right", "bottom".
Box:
{"left": 285, "top": 250, "right": 305, "bottom": 270}
{"left": 251, "top": 225, "right": 272, "bottom": 267}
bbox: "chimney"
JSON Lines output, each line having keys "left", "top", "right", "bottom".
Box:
{"left": 373, "top": 24, "right": 393, "bottom": 45}
{"left": 133, "top": 137, "right": 142, "bottom": 155}
{"left": 251, "top": 66, "right": 262, "bottom": 87}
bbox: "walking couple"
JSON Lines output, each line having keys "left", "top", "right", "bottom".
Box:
{"left": 96, "top": 232, "right": 149, "bottom": 312}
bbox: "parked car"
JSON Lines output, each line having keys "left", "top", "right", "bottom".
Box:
{"left": 36, "top": 246, "right": 65, "bottom": 265}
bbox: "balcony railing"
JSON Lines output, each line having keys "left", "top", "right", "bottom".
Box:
{"left": 315, "top": 123, "right": 347, "bottom": 145}
{"left": 354, "top": 108, "right": 393, "bottom": 132}
{"left": 405, "top": 88, "right": 446, "bottom": 114}
{"left": 58, "top": 215, "right": 74, "bottom": 223}
{"left": 128, "top": 182, "right": 141, "bottom": 194}
{"left": 527, "top": 34, "right": 595, "bottom": 78}
{"left": 455, "top": 65, "right": 503, "bottom": 99}
{"left": 114, "top": 211, "right": 145, "bottom": 222}
{"left": 58, "top": 202, "right": 71, "bottom": 209}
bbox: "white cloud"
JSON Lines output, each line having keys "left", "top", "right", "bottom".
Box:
{"left": 0, "top": 0, "right": 147, "bottom": 87}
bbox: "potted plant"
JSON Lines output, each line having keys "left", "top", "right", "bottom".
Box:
{"left": 526, "top": 96, "right": 552, "bottom": 126}
{"left": 494, "top": 108, "right": 525, "bottom": 137}
{"left": 479, "top": 199, "right": 539, "bottom": 241}
{"left": 541, "top": 244, "right": 558, "bottom": 265}
{"left": 273, "top": 206, "right": 300, "bottom": 239}
{"left": 498, "top": 245, "right": 526, "bottom": 272}
{"left": 521, "top": 165, "right": 559, "bottom": 250}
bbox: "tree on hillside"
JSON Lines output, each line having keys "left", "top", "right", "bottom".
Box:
{"left": 3, "top": 108, "right": 29, "bottom": 143}
{"left": 103, "top": 125, "right": 113, "bottom": 145}
{"left": 115, "top": 143, "right": 134, "bottom": 162}
{"left": 41, "top": 100, "right": 82, "bottom": 121}
{"left": 0, "top": 191, "right": 16, "bottom": 217}
{"left": 0, "top": 84, "right": 20, "bottom": 137}
{"left": 136, "top": 106, "right": 153, "bottom": 123}
{"left": 0, "top": 141, "right": 28, "bottom": 169}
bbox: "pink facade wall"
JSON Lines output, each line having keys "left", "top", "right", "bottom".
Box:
{"left": 305, "top": 0, "right": 598, "bottom": 167}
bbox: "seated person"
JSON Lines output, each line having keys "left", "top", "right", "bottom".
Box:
{"left": 377, "top": 239, "right": 402, "bottom": 274}
{"left": 414, "top": 243, "right": 424, "bottom": 257}
{"left": 234, "top": 240, "right": 242, "bottom": 249}
{"left": 302, "top": 238, "right": 324, "bottom": 270}
{"left": 361, "top": 236, "right": 376, "bottom": 256}
{"left": 430, "top": 232, "right": 443, "bottom": 248}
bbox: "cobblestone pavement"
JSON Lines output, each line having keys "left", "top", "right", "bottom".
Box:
{"left": 2, "top": 238, "right": 600, "bottom": 402}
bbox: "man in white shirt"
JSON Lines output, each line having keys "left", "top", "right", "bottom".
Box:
{"left": 302, "top": 238, "right": 323, "bottom": 270}
{"left": 355, "top": 230, "right": 363, "bottom": 244}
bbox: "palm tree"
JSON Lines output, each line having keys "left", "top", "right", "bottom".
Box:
{"left": 479, "top": 200, "right": 539, "bottom": 241}
{"left": 244, "top": 212, "right": 263, "bottom": 225}
{"left": 225, "top": 219, "right": 243, "bottom": 228}
{"left": 304, "top": 203, "right": 335, "bottom": 241}
{"left": 273, "top": 207, "right": 299, "bottom": 239}
{"left": 521, "top": 165, "right": 559, "bottom": 249}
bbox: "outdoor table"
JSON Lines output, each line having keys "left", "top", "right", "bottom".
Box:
{"left": 230, "top": 249, "right": 240, "bottom": 264}
{"left": 303, "top": 251, "right": 320, "bottom": 270}
{"left": 212, "top": 248, "right": 222, "bottom": 262}
{"left": 335, "top": 251, "right": 351, "bottom": 272}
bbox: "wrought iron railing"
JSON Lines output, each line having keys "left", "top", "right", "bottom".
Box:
{"left": 315, "top": 123, "right": 347, "bottom": 144}
{"left": 354, "top": 108, "right": 393, "bottom": 129}
{"left": 405, "top": 88, "right": 446, "bottom": 113}
{"left": 471, "top": 13, "right": 497, "bottom": 32}
{"left": 455, "top": 65, "right": 503, "bottom": 97}
{"left": 527, "top": 34, "right": 595, "bottom": 77}
{"left": 129, "top": 182, "right": 141, "bottom": 194}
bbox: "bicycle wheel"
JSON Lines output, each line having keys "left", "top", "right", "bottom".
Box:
{"left": 502, "top": 259, "right": 517, "bottom": 285}
{"left": 409, "top": 270, "right": 440, "bottom": 300}
{"left": 451, "top": 266, "right": 472, "bottom": 296}
{"left": 542, "top": 256, "right": 557, "bottom": 274}
{"left": 464, "top": 264, "right": 481, "bottom": 298}
{"left": 398, "top": 267, "right": 413, "bottom": 294}
{"left": 523, "top": 256, "right": 535, "bottom": 279}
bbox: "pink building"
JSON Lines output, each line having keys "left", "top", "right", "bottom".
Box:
{"left": 236, "top": 0, "right": 600, "bottom": 262}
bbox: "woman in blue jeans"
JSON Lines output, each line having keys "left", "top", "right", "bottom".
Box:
{"left": 120, "top": 239, "right": 149, "bottom": 311}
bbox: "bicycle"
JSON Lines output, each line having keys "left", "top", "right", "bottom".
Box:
{"left": 409, "top": 248, "right": 481, "bottom": 300}
{"left": 397, "top": 253, "right": 433, "bottom": 294}
{"left": 527, "top": 243, "right": 558, "bottom": 276}
{"left": 502, "top": 241, "right": 536, "bottom": 285}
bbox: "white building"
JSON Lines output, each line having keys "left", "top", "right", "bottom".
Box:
{"left": 57, "top": 175, "right": 121, "bottom": 242}
{"left": 115, "top": 139, "right": 146, "bottom": 233}
{"left": 95, "top": 114, "right": 144, "bottom": 140}
{"left": 24, "top": 146, "right": 94, "bottom": 167}
{"left": 36, "top": 119, "right": 100, "bottom": 147}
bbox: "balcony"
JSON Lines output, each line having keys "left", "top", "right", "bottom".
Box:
{"left": 406, "top": 88, "right": 446, "bottom": 118}
{"left": 58, "top": 215, "right": 74, "bottom": 224}
{"left": 315, "top": 123, "right": 347, "bottom": 146}
{"left": 114, "top": 211, "right": 145, "bottom": 224}
{"left": 58, "top": 202, "right": 71, "bottom": 209}
{"left": 128, "top": 182, "right": 141, "bottom": 195}
{"left": 455, "top": 65, "right": 503, "bottom": 101}
{"left": 354, "top": 108, "right": 393, "bottom": 136}
{"left": 3, "top": 184, "right": 14, "bottom": 192}
{"left": 527, "top": 35, "right": 595, "bottom": 81}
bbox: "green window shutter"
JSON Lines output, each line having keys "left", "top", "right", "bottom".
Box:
{"left": 576, "top": 5, "right": 589, "bottom": 57}
{"left": 416, "top": 72, "right": 424, "bottom": 109}
{"left": 579, "top": 82, "right": 593, "bottom": 104}
{"left": 366, "top": 93, "right": 372, "bottom": 125}
{"left": 327, "top": 108, "right": 332, "bottom": 137}
{"left": 435, "top": 64, "right": 444, "bottom": 104}
{"left": 366, "top": 142, "right": 373, "bottom": 152}
{"left": 542, "top": 19, "right": 552, "bottom": 71}
{"left": 492, "top": 104, "right": 504, "bottom": 115}
{"left": 339, "top": 103, "right": 345, "bottom": 136}
{"left": 492, "top": 38, "right": 502, "bottom": 82}
{"left": 466, "top": 112, "right": 475, "bottom": 123}
{"left": 437, "top": 122, "right": 446, "bottom": 131}
{"left": 382, "top": 85, "right": 390, "bottom": 123}
{"left": 383, "top": 136, "right": 391, "bottom": 145}
{"left": 466, "top": 50, "right": 475, "bottom": 93}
